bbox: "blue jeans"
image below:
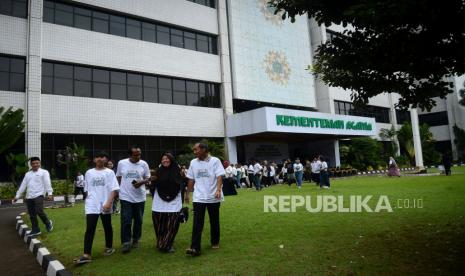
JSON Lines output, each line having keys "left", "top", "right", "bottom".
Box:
{"left": 120, "top": 200, "right": 145, "bottom": 244}
{"left": 295, "top": 171, "right": 303, "bottom": 187}
{"left": 320, "top": 171, "right": 330, "bottom": 187}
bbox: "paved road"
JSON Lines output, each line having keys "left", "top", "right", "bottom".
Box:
{"left": 0, "top": 205, "right": 44, "bottom": 276}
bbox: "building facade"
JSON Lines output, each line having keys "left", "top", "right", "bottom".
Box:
{"left": 1, "top": 0, "right": 464, "bottom": 176}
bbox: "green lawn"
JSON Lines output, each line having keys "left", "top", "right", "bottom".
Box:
{"left": 30, "top": 167, "right": 465, "bottom": 275}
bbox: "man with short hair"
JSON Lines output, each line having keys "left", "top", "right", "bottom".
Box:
{"left": 253, "top": 160, "right": 263, "bottom": 191}
{"left": 185, "top": 142, "right": 226, "bottom": 256}
{"left": 293, "top": 158, "right": 304, "bottom": 189}
{"left": 13, "top": 157, "right": 54, "bottom": 237}
{"left": 116, "top": 146, "right": 150, "bottom": 253}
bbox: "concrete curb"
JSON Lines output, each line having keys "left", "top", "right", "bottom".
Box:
{"left": 15, "top": 214, "right": 72, "bottom": 276}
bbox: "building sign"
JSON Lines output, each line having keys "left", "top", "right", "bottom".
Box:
{"left": 276, "top": 115, "right": 373, "bottom": 131}
{"left": 227, "top": 107, "right": 377, "bottom": 137}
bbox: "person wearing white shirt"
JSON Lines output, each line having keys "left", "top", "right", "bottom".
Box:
{"left": 247, "top": 163, "right": 255, "bottom": 188}
{"left": 185, "top": 142, "right": 226, "bottom": 256}
{"left": 116, "top": 146, "right": 150, "bottom": 253}
{"left": 13, "top": 157, "right": 53, "bottom": 237}
{"left": 269, "top": 162, "right": 277, "bottom": 185}
{"left": 293, "top": 158, "right": 304, "bottom": 189}
{"left": 151, "top": 153, "right": 183, "bottom": 253}
{"left": 311, "top": 157, "right": 321, "bottom": 186}
{"left": 253, "top": 160, "right": 263, "bottom": 191}
{"left": 74, "top": 171, "right": 86, "bottom": 200}
{"left": 319, "top": 156, "right": 330, "bottom": 189}
{"left": 74, "top": 152, "right": 119, "bottom": 264}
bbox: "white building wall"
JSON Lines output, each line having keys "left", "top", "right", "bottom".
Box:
{"left": 0, "top": 15, "right": 27, "bottom": 56}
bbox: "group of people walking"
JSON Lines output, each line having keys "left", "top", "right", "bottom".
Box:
{"left": 222, "top": 155, "right": 331, "bottom": 190}
{"left": 14, "top": 142, "right": 226, "bottom": 265}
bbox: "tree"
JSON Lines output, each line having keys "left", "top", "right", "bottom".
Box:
{"left": 453, "top": 125, "right": 465, "bottom": 160}
{"left": 0, "top": 107, "right": 25, "bottom": 154}
{"left": 379, "top": 125, "right": 399, "bottom": 158}
{"left": 396, "top": 122, "right": 440, "bottom": 165}
{"left": 343, "top": 137, "right": 383, "bottom": 170}
{"left": 5, "top": 153, "right": 29, "bottom": 187}
{"left": 269, "top": 0, "right": 465, "bottom": 111}
{"left": 459, "top": 80, "right": 465, "bottom": 106}
{"left": 177, "top": 139, "right": 225, "bottom": 166}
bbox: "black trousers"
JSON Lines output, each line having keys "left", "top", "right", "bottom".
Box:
{"left": 26, "top": 196, "right": 50, "bottom": 233}
{"left": 152, "top": 211, "right": 180, "bottom": 251}
{"left": 191, "top": 202, "right": 220, "bottom": 252}
{"left": 74, "top": 187, "right": 86, "bottom": 200}
{"left": 84, "top": 214, "right": 113, "bottom": 255}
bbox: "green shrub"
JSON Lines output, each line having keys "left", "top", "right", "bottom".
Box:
{"left": 0, "top": 180, "right": 73, "bottom": 199}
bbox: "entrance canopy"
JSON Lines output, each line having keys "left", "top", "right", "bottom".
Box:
{"left": 226, "top": 107, "right": 377, "bottom": 138}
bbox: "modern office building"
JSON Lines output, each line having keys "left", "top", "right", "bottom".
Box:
{"left": 1, "top": 0, "right": 464, "bottom": 177}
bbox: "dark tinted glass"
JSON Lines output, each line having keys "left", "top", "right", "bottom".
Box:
{"left": 54, "top": 3, "right": 73, "bottom": 26}
{"left": 142, "top": 22, "right": 156, "bottom": 42}
{"left": 156, "top": 26, "right": 170, "bottom": 45}
{"left": 92, "top": 11, "right": 109, "bottom": 33}
{"left": 126, "top": 18, "right": 141, "bottom": 39}
{"left": 109, "top": 15, "right": 125, "bottom": 36}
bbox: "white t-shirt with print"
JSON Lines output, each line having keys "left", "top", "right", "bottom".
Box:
{"left": 84, "top": 168, "right": 119, "bottom": 215}
{"left": 116, "top": 158, "right": 150, "bottom": 203}
{"left": 152, "top": 190, "right": 182, "bottom": 213}
{"left": 294, "top": 163, "right": 304, "bottom": 172}
{"left": 187, "top": 156, "right": 226, "bottom": 203}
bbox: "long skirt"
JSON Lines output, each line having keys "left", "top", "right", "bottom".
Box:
{"left": 388, "top": 166, "right": 400, "bottom": 177}
{"left": 152, "top": 211, "right": 180, "bottom": 251}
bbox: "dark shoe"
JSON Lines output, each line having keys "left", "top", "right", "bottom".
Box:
{"left": 27, "top": 231, "right": 41, "bottom": 237}
{"left": 73, "top": 255, "right": 92, "bottom": 264}
{"left": 122, "top": 243, "right": 131, "bottom": 254}
{"left": 132, "top": 240, "right": 140, "bottom": 249}
{"left": 46, "top": 220, "right": 53, "bottom": 232}
{"left": 185, "top": 248, "right": 201, "bottom": 256}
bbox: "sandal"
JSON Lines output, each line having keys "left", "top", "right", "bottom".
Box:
{"left": 103, "top": 248, "right": 115, "bottom": 256}
{"left": 73, "top": 255, "right": 92, "bottom": 264}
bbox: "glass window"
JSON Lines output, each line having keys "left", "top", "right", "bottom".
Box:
{"left": 143, "top": 75, "right": 157, "bottom": 102}
{"left": 109, "top": 15, "right": 125, "bottom": 37}
{"left": 93, "top": 69, "right": 109, "bottom": 82}
{"left": 142, "top": 22, "right": 156, "bottom": 43}
{"left": 11, "top": 0, "right": 26, "bottom": 18}
{"left": 127, "top": 73, "right": 143, "bottom": 101}
{"left": 92, "top": 11, "right": 109, "bottom": 33}
{"left": 156, "top": 25, "right": 170, "bottom": 45}
{"left": 43, "top": 1, "right": 54, "bottom": 22}
{"left": 10, "top": 58, "right": 24, "bottom": 73}
{"left": 198, "top": 82, "right": 207, "bottom": 107}
{"left": 111, "top": 71, "right": 127, "bottom": 100}
{"left": 126, "top": 18, "right": 141, "bottom": 40}
{"left": 54, "top": 3, "right": 73, "bottom": 27}
{"left": 158, "top": 77, "right": 172, "bottom": 104}
{"left": 184, "top": 32, "right": 196, "bottom": 50}
{"left": 0, "top": 57, "right": 9, "bottom": 71}
{"left": 186, "top": 81, "right": 199, "bottom": 106}
{"left": 54, "top": 63, "right": 73, "bottom": 78}
{"left": 208, "top": 36, "right": 217, "bottom": 54}
{"left": 74, "top": 66, "right": 91, "bottom": 81}
{"left": 93, "top": 82, "right": 109, "bottom": 98}
{"left": 170, "top": 29, "right": 184, "bottom": 48}
{"left": 74, "top": 80, "right": 91, "bottom": 97}
{"left": 173, "top": 79, "right": 186, "bottom": 105}
{"left": 0, "top": 72, "right": 9, "bottom": 91}
{"left": 0, "top": 0, "right": 13, "bottom": 16}
{"left": 41, "top": 62, "right": 53, "bottom": 94}
{"left": 54, "top": 77, "right": 73, "bottom": 96}
{"left": 197, "top": 34, "right": 209, "bottom": 53}
{"left": 74, "top": 7, "right": 91, "bottom": 30}
{"left": 9, "top": 72, "right": 24, "bottom": 91}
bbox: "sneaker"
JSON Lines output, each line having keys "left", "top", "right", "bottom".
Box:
{"left": 211, "top": 244, "right": 220, "bottom": 249}
{"left": 73, "top": 255, "right": 92, "bottom": 264}
{"left": 27, "top": 231, "right": 41, "bottom": 237}
{"left": 168, "top": 247, "right": 176, "bottom": 253}
{"left": 132, "top": 240, "right": 140, "bottom": 249}
{"left": 103, "top": 248, "right": 115, "bottom": 256}
{"left": 185, "top": 248, "right": 201, "bottom": 257}
{"left": 46, "top": 220, "right": 53, "bottom": 232}
{"left": 122, "top": 243, "right": 131, "bottom": 254}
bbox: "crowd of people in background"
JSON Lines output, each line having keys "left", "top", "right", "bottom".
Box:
{"left": 221, "top": 155, "right": 331, "bottom": 192}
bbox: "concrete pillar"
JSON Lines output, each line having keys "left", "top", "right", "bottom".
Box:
{"left": 388, "top": 94, "right": 401, "bottom": 156}
{"left": 334, "top": 140, "right": 341, "bottom": 166}
{"left": 218, "top": 0, "right": 235, "bottom": 161}
{"left": 25, "top": 0, "right": 43, "bottom": 158}
{"left": 410, "top": 108, "right": 424, "bottom": 169}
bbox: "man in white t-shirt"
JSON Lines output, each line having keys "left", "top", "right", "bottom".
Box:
{"left": 116, "top": 146, "right": 150, "bottom": 253}
{"left": 74, "top": 151, "right": 119, "bottom": 264}
{"left": 13, "top": 157, "right": 53, "bottom": 237}
{"left": 293, "top": 158, "right": 304, "bottom": 189}
{"left": 253, "top": 160, "right": 263, "bottom": 191}
{"left": 311, "top": 157, "right": 321, "bottom": 186}
{"left": 185, "top": 142, "right": 225, "bottom": 256}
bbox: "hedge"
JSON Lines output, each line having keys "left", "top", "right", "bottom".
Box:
{"left": 0, "top": 180, "right": 73, "bottom": 200}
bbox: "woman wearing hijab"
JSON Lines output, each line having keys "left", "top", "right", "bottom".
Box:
{"left": 387, "top": 156, "right": 400, "bottom": 177}
{"left": 151, "top": 152, "right": 183, "bottom": 253}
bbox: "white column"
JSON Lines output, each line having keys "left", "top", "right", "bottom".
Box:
{"left": 25, "top": 0, "right": 43, "bottom": 158}
{"left": 334, "top": 140, "right": 341, "bottom": 166}
{"left": 410, "top": 108, "right": 424, "bottom": 169}
{"left": 388, "top": 94, "right": 401, "bottom": 156}
{"left": 218, "top": 0, "right": 236, "bottom": 162}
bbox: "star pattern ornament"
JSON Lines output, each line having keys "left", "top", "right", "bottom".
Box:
{"left": 263, "top": 50, "right": 291, "bottom": 85}
{"left": 257, "top": 0, "right": 284, "bottom": 26}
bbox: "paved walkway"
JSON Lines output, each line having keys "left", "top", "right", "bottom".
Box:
{"left": 0, "top": 205, "right": 44, "bottom": 276}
